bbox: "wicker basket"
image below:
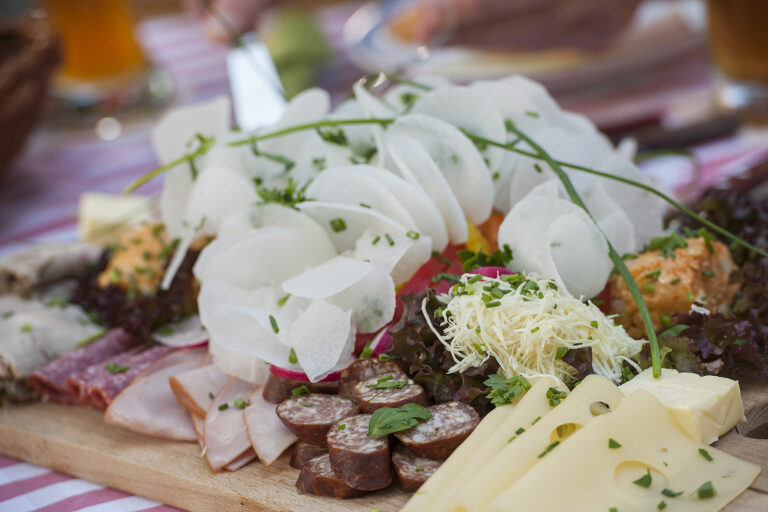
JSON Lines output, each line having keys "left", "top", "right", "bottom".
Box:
{"left": 0, "top": 17, "right": 61, "bottom": 180}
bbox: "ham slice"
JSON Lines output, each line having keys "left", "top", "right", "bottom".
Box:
{"left": 169, "top": 364, "right": 230, "bottom": 417}
{"left": 245, "top": 387, "right": 297, "bottom": 466}
{"left": 104, "top": 348, "right": 205, "bottom": 441}
{"left": 224, "top": 448, "right": 256, "bottom": 471}
{"left": 28, "top": 329, "right": 140, "bottom": 404}
{"left": 204, "top": 378, "right": 256, "bottom": 472}
{"left": 192, "top": 414, "right": 206, "bottom": 450}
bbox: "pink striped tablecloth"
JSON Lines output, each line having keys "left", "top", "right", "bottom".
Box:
{"left": 1, "top": 6, "right": 768, "bottom": 512}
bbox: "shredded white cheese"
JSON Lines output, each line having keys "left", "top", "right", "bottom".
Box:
{"left": 424, "top": 273, "right": 644, "bottom": 383}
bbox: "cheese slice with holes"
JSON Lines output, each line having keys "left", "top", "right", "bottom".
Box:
{"left": 486, "top": 389, "right": 760, "bottom": 512}
{"left": 79, "top": 192, "right": 153, "bottom": 245}
{"left": 401, "top": 377, "right": 564, "bottom": 512}
{"left": 454, "top": 374, "right": 624, "bottom": 512}
{"left": 620, "top": 369, "right": 746, "bottom": 445}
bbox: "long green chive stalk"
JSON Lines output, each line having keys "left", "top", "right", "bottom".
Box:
{"left": 505, "top": 125, "right": 661, "bottom": 377}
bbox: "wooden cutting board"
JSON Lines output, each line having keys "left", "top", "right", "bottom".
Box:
{"left": 0, "top": 382, "right": 767, "bottom": 512}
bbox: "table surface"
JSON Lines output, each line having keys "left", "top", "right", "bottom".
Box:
{"left": 2, "top": 5, "right": 768, "bottom": 512}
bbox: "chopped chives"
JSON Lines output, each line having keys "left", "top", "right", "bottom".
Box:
{"left": 277, "top": 294, "right": 291, "bottom": 307}
{"left": 371, "top": 235, "right": 381, "bottom": 245}
{"left": 269, "top": 315, "right": 280, "bottom": 333}
{"left": 698, "top": 448, "right": 713, "bottom": 461}
{"left": 406, "top": 230, "right": 420, "bottom": 240}
{"left": 385, "top": 233, "right": 395, "bottom": 246}
{"left": 288, "top": 348, "right": 297, "bottom": 364}
{"left": 218, "top": 403, "right": 229, "bottom": 411}
{"left": 330, "top": 218, "right": 347, "bottom": 233}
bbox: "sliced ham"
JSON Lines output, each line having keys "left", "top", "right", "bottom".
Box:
{"left": 224, "top": 448, "right": 256, "bottom": 471}
{"left": 204, "top": 378, "right": 256, "bottom": 472}
{"left": 245, "top": 387, "right": 297, "bottom": 466}
{"left": 29, "top": 329, "right": 140, "bottom": 404}
{"left": 104, "top": 348, "right": 205, "bottom": 441}
{"left": 169, "top": 363, "right": 230, "bottom": 417}
{"left": 192, "top": 414, "right": 206, "bottom": 450}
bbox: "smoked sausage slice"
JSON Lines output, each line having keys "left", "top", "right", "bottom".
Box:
{"left": 327, "top": 414, "right": 392, "bottom": 491}
{"left": 352, "top": 375, "right": 428, "bottom": 413}
{"left": 394, "top": 401, "right": 480, "bottom": 459}
{"left": 338, "top": 359, "right": 406, "bottom": 399}
{"left": 392, "top": 444, "right": 442, "bottom": 492}
{"left": 290, "top": 441, "right": 328, "bottom": 470}
{"left": 262, "top": 372, "right": 338, "bottom": 404}
{"left": 295, "top": 454, "right": 365, "bottom": 499}
{"left": 276, "top": 393, "right": 358, "bottom": 446}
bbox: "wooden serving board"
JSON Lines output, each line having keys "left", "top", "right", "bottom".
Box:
{"left": 0, "top": 383, "right": 767, "bottom": 512}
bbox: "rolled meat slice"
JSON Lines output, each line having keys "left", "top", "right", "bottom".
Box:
{"left": 394, "top": 402, "right": 480, "bottom": 460}
{"left": 262, "top": 372, "right": 338, "bottom": 404}
{"left": 204, "top": 378, "right": 256, "bottom": 472}
{"left": 392, "top": 444, "right": 442, "bottom": 492}
{"left": 352, "top": 375, "right": 428, "bottom": 413}
{"left": 295, "top": 454, "right": 365, "bottom": 499}
{"left": 66, "top": 345, "right": 148, "bottom": 406}
{"left": 169, "top": 363, "right": 230, "bottom": 417}
{"left": 29, "top": 328, "right": 140, "bottom": 404}
{"left": 290, "top": 441, "right": 328, "bottom": 470}
{"left": 327, "top": 414, "right": 392, "bottom": 491}
{"left": 88, "top": 345, "right": 175, "bottom": 410}
{"left": 244, "top": 387, "right": 297, "bottom": 466}
{"left": 104, "top": 348, "right": 205, "bottom": 441}
{"left": 338, "top": 358, "right": 406, "bottom": 399}
{"left": 276, "top": 394, "right": 359, "bottom": 446}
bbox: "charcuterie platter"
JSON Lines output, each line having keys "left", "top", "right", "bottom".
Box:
{"left": 3, "top": 72, "right": 768, "bottom": 512}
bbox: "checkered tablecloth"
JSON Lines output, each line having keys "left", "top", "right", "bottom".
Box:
{"left": 1, "top": 6, "right": 768, "bottom": 512}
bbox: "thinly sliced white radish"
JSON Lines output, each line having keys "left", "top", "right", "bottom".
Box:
{"left": 329, "top": 98, "right": 377, "bottom": 156}
{"left": 410, "top": 85, "right": 507, "bottom": 174}
{"left": 197, "top": 279, "right": 251, "bottom": 327}
{"left": 353, "top": 82, "right": 397, "bottom": 167}
{"left": 182, "top": 166, "right": 259, "bottom": 236}
{"left": 389, "top": 114, "right": 493, "bottom": 225}
{"left": 153, "top": 315, "right": 208, "bottom": 347}
{"left": 245, "top": 387, "right": 297, "bottom": 465}
{"left": 580, "top": 181, "right": 636, "bottom": 256}
{"left": 468, "top": 79, "right": 560, "bottom": 134}
{"left": 386, "top": 133, "right": 468, "bottom": 244}
{"left": 498, "top": 75, "right": 563, "bottom": 123}
{"left": 282, "top": 256, "right": 395, "bottom": 333}
{"left": 289, "top": 301, "right": 356, "bottom": 382}
{"left": 295, "top": 201, "right": 406, "bottom": 252}
{"left": 498, "top": 181, "right": 612, "bottom": 299}
{"left": 383, "top": 74, "right": 453, "bottom": 112}
{"left": 160, "top": 168, "right": 194, "bottom": 241}
{"left": 305, "top": 167, "right": 416, "bottom": 229}
{"left": 353, "top": 232, "right": 432, "bottom": 286}
{"left": 194, "top": 227, "right": 335, "bottom": 289}
{"left": 350, "top": 165, "right": 448, "bottom": 251}
{"left": 204, "top": 378, "right": 256, "bottom": 471}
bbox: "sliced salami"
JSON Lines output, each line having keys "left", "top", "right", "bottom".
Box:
{"left": 290, "top": 441, "right": 328, "bottom": 470}
{"left": 29, "top": 329, "right": 140, "bottom": 403}
{"left": 327, "top": 414, "right": 392, "bottom": 491}
{"left": 262, "top": 372, "right": 339, "bottom": 404}
{"left": 66, "top": 345, "right": 147, "bottom": 406}
{"left": 394, "top": 401, "right": 480, "bottom": 460}
{"left": 352, "top": 375, "right": 428, "bottom": 413}
{"left": 276, "top": 393, "right": 359, "bottom": 446}
{"left": 392, "top": 444, "right": 442, "bottom": 492}
{"left": 338, "top": 358, "right": 406, "bottom": 399}
{"left": 295, "top": 454, "right": 365, "bottom": 499}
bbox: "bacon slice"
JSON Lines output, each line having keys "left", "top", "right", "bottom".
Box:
{"left": 29, "top": 329, "right": 140, "bottom": 404}
{"left": 169, "top": 363, "right": 230, "bottom": 417}
{"left": 245, "top": 387, "right": 297, "bottom": 466}
{"left": 204, "top": 378, "right": 256, "bottom": 472}
{"left": 104, "top": 348, "right": 205, "bottom": 441}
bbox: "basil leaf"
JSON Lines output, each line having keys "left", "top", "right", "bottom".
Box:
{"left": 368, "top": 403, "right": 432, "bottom": 438}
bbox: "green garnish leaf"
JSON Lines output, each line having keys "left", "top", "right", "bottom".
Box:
{"left": 546, "top": 387, "right": 568, "bottom": 406}
{"left": 288, "top": 347, "right": 297, "bottom": 364}
{"left": 661, "top": 489, "right": 683, "bottom": 498}
{"left": 645, "top": 270, "right": 661, "bottom": 280}
{"left": 366, "top": 374, "right": 408, "bottom": 390}
{"left": 483, "top": 374, "right": 532, "bottom": 407}
{"left": 270, "top": 315, "right": 280, "bottom": 334}
{"left": 368, "top": 403, "right": 432, "bottom": 438}
{"left": 608, "top": 438, "right": 622, "bottom": 449}
{"left": 633, "top": 469, "right": 652, "bottom": 488}
{"left": 105, "top": 362, "right": 130, "bottom": 374}
{"left": 218, "top": 402, "right": 229, "bottom": 411}
{"left": 537, "top": 440, "right": 560, "bottom": 458}
{"left": 291, "top": 385, "right": 310, "bottom": 397}
{"left": 360, "top": 346, "right": 373, "bottom": 359}
{"left": 337, "top": 423, "right": 346, "bottom": 430}
{"left": 642, "top": 233, "right": 688, "bottom": 258}
{"left": 658, "top": 501, "right": 667, "bottom": 510}
{"left": 234, "top": 397, "right": 248, "bottom": 409}
{"left": 698, "top": 448, "right": 713, "bottom": 461}
{"left": 555, "top": 347, "right": 568, "bottom": 360}
{"left": 330, "top": 218, "right": 347, "bottom": 233}
{"left": 660, "top": 324, "right": 689, "bottom": 338}
{"left": 277, "top": 294, "right": 291, "bottom": 307}
{"left": 695, "top": 481, "right": 715, "bottom": 499}
{"left": 406, "top": 230, "right": 420, "bottom": 240}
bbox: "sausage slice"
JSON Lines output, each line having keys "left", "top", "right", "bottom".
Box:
{"left": 338, "top": 359, "right": 406, "bottom": 399}
{"left": 392, "top": 444, "right": 442, "bottom": 492}
{"left": 327, "top": 414, "right": 392, "bottom": 491}
{"left": 276, "top": 394, "right": 359, "bottom": 446}
{"left": 295, "top": 454, "right": 365, "bottom": 499}
{"left": 262, "top": 372, "right": 339, "bottom": 404}
{"left": 394, "top": 401, "right": 480, "bottom": 459}
{"left": 290, "top": 441, "right": 328, "bottom": 470}
{"left": 352, "top": 375, "right": 428, "bottom": 413}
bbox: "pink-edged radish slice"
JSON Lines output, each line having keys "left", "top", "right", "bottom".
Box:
{"left": 289, "top": 301, "right": 356, "bottom": 382}
{"left": 204, "top": 377, "right": 256, "bottom": 472}
{"left": 244, "top": 386, "right": 297, "bottom": 466}
{"left": 352, "top": 232, "right": 432, "bottom": 286}
{"left": 269, "top": 365, "right": 342, "bottom": 383}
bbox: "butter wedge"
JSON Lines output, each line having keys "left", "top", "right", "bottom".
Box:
{"left": 620, "top": 368, "right": 745, "bottom": 444}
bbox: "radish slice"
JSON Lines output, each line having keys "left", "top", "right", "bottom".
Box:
{"left": 352, "top": 232, "right": 432, "bottom": 286}
{"left": 386, "top": 133, "right": 468, "bottom": 244}
{"left": 197, "top": 279, "right": 251, "bottom": 327}
{"left": 204, "top": 378, "right": 256, "bottom": 471}
{"left": 305, "top": 167, "right": 417, "bottom": 229}
{"left": 581, "top": 181, "right": 636, "bottom": 256}
{"left": 154, "top": 315, "right": 208, "bottom": 347}
{"left": 410, "top": 85, "right": 507, "bottom": 174}
{"left": 329, "top": 98, "right": 377, "bottom": 156}
{"left": 468, "top": 79, "right": 560, "bottom": 134}
{"left": 269, "top": 365, "right": 342, "bottom": 383}
{"left": 368, "top": 327, "right": 393, "bottom": 357}
{"left": 350, "top": 165, "right": 449, "bottom": 251}
{"left": 295, "top": 201, "right": 406, "bottom": 252}
{"left": 497, "top": 75, "right": 563, "bottom": 123}
{"left": 472, "top": 266, "right": 514, "bottom": 279}
{"left": 353, "top": 82, "right": 397, "bottom": 167}
{"left": 160, "top": 168, "right": 194, "bottom": 241}
{"left": 182, "top": 166, "right": 259, "bottom": 236}
{"left": 282, "top": 256, "right": 395, "bottom": 333}
{"left": 389, "top": 114, "right": 493, "bottom": 225}
{"left": 194, "top": 226, "right": 335, "bottom": 289}
{"left": 289, "top": 301, "right": 356, "bottom": 382}
{"left": 245, "top": 387, "right": 297, "bottom": 466}
{"left": 383, "top": 74, "right": 453, "bottom": 112}
{"left": 498, "top": 181, "right": 612, "bottom": 299}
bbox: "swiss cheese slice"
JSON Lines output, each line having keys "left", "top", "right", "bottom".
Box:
{"left": 79, "top": 192, "right": 153, "bottom": 245}
{"left": 620, "top": 368, "right": 746, "bottom": 444}
{"left": 401, "top": 377, "right": 563, "bottom": 512}
{"left": 485, "top": 389, "right": 760, "bottom": 512}
{"left": 454, "top": 374, "right": 624, "bottom": 512}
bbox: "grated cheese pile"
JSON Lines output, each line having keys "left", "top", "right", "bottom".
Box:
{"left": 424, "top": 273, "right": 644, "bottom": 383}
